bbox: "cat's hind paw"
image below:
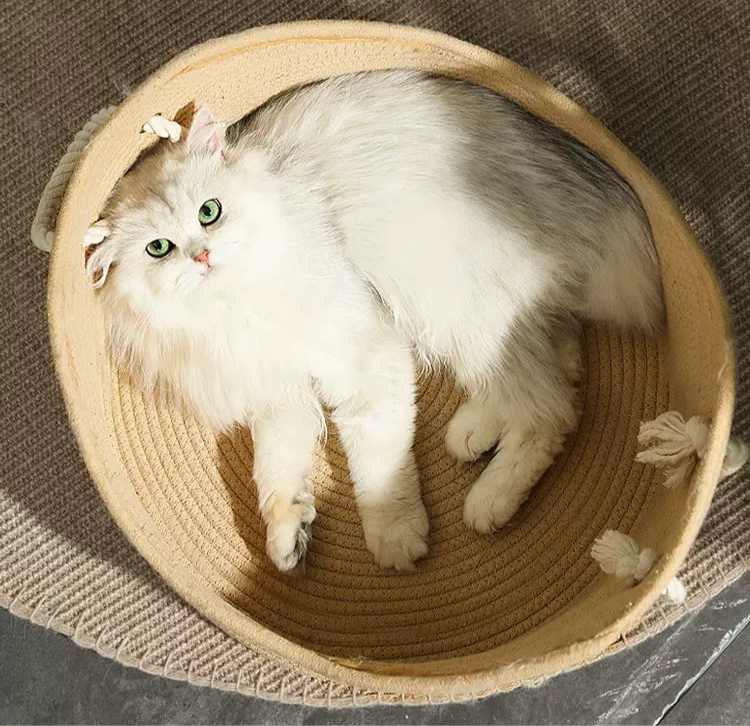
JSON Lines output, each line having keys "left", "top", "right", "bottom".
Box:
{"left": 462, "top": 476, "right": 527, "bottom": 534}
{"left": 361, "top": 499, "right": 429, "bottom": 571}
{"left": 445, "top": 398, "right": 503, "bottom": 462}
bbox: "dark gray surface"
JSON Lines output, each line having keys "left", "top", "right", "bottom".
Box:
{"left": 2, "top": 574, "right": 748, "bottom": 724}
{"left": 660, "top": 616, "right": 750, "bottom": 726}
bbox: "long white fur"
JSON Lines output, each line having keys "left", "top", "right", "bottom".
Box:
{"left": 87, "top": 71, "right": 663, "bottom": 572}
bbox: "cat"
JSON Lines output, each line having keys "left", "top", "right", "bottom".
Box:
{"left": 85, "top": 70, "right": 663, "bottom": 573}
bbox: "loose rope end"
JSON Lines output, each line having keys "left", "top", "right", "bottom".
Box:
{"left": 637, "top": 411, "right": 748, "bottom": 487}
{"left": 592, "top": 530, "right": 687, "bottom": 604}
{"left": 83, "top": 220, "right": 110, "bottom": 248}
{"left": 141, "top": 114, "right": 182, "bottom": 142}
{"left": 591, "top": 530, "right": 658, "bottom": 582}
{"left": 636, "top": 411, "right": 708, "bottom": 488}
{"left": 661, "top": 576, "right": 687, "bottom": 605}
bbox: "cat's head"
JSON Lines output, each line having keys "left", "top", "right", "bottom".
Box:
{"left": 86, "top": 107, "right": 274, "bottom": 331}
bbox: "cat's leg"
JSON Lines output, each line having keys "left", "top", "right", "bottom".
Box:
{"left": 322, "top": 336, "right": 429, "bottom": 570}
{"left": 462, "top": 416, "right": 571, "bottom": 533}
{"left": 455, "top": 324, "right": 581, "bottom": 533}
{"left": 445, "top": 321, "right": 582, "bottom": 463}
{"left": 251, "top": 399, "right": 323, "bottom": 573}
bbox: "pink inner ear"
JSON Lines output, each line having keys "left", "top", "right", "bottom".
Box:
{"left": 187, "top": 106, "right": 221, "bottom": 154}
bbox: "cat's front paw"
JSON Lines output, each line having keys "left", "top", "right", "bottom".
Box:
{"left": 264, "top": 491, "right": 316, "bottom": 573}
{"left": 360, "top": 499, "right": 429, "bottom": 571}
{"left": 462, "top": 476, "right": 526, "bottom": 534}
{"left": 445, "top": 399, "right": 503, "bottom": 462}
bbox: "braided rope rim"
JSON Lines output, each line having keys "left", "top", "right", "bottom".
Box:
{"left": 31, "top": 106, "right": 117, "bottom": 252}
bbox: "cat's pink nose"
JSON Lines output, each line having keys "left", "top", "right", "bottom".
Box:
{"left": 193, "top": 249, "right": 210, "bottom": 266}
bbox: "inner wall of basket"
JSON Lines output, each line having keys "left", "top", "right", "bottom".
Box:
{"left": 59, "top": 34, "right": 728, "bottom": 670}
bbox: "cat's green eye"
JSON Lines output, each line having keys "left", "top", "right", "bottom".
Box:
{"left": 198, "top": 199, "right": 222, "bottom": 226}
{"left": 145, "top": 238, "right": 174, "bottom": 258}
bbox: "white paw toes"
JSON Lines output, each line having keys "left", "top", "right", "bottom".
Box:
{"left": 445, "top": 400, "right": 503, "bottom": 462}
{"left": 462, "top": 479, "right": 526, "bottom": 534}
{"left": 361, "top": 500, "right": 429, "bottom": 571}
{"left": 264, "top": 493, "right": 316, "bottom": 573}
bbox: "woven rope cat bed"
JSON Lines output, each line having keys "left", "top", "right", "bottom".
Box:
{"left": 44, "top": 21, "right": 739, "bottom": 700}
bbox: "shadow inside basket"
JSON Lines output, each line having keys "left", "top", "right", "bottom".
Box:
{"left": 123, "top": 321, "right": 668, "bottom": 662}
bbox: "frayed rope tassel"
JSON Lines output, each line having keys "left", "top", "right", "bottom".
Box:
{"left": 591, "top": 530, "right": 686, "bottom": 604}
{"left": 636, "top": 411, "right": 748, "bottom": 488}
{"left": 140, "top": 114, "right": 183, "bottom": 142}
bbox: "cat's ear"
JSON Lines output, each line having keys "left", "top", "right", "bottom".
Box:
{"left": 186, "top": 106, "right": 223, "bottom": 155}
{"left": 85, "top": 236, "right": 116, "bottom": 289}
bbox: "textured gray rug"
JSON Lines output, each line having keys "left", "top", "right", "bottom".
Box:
{"left": 2, "top": 0, "right": 747, "bottom": 705}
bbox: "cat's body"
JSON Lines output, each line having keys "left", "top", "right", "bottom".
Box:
{"left": 87, "top": 71, "right": 663, "bottom": 572}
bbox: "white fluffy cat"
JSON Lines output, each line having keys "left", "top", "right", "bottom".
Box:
{"left": 86, "top": 71, "right": 663, "bottom": 573}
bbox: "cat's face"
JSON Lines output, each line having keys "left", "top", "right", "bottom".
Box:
{"left": 86, "top": 108, "right": 273, "bottom": 330}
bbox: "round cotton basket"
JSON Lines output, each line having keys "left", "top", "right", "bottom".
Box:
{"left": 47, "top": 21, "right": 736, "bottom": 701}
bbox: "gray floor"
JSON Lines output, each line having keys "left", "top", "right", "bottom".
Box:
{"left": 1, "top": 574, "right": 747, "bottom": 724}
